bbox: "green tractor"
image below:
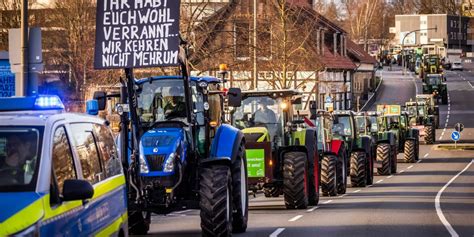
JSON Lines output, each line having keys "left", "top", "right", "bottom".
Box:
{"left": 416, "top": 94, "right": 440, "bottom": 129}
{"left": 332, "top": 111, "right": 375, "bottom": 188}
{"left": 420, "top": 54, "right": 443, "bottom": 79}
{"left": 232, "top": 90, "right": 320, "bottom": 208}
{"left": 367, "top": 111, "right": 397, "bottom": 175}
{"left": 422, "top": 74, "right": 448, "bottom": 105}
{"left": 310, "top": 109, "right": 347, "bottom": 196}
{"left": 352, "top": 112, "right": 377, "bottom": 186}
{"left": 405, "top": 99, "right": 436, "bottom": 145}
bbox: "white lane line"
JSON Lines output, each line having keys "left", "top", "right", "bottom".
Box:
{"left": 270, "top": 228, "right": 286, "bottom": 237}
{"left": 443, "top": 128, "right": 447, "bottom": 132}
{"left": 435, "top": 159, "right": 474, "bottom": 237}
{"left": 288, "top": 215, "right": 303, "bottom": 222}
{"left": 407, "top": 165, "right": 414, "bottom": 169}
{"left": 339, "top": 194, "right": 347, "bottom": 198}
{"left": 368, "top": 185, "right": 373, "bottom": 187}
{"left": 353, "top": 189, "right": 361, "bottom": 193}
{"left": 323, "top": 200, "right": 333, "bottom": 204}
{"left": 174, "top": 210, "right": 192, "bottom": 214}
{"left": 399, "top": 170, "right": 405, "bottom": 173}
{"left": 417, "top": 160, "right": 422, "bottom": 163}
{"left": 387, "top": 175, "right": 393, "bottom": 179}
{"left": 468, "top": 81, "right": 474, "bottom": 89}
{"left": 424, "top": 153, "right": 429, "bottom": 158}
{"left": 307, "top": 206, "right": 319, "bottom": 212}
{"left": 376, "top": 179, "right": 384, "bottom": 183}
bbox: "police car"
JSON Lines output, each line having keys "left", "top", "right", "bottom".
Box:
{"left": 0, "top": 95, "right": 128, "bottom": 236}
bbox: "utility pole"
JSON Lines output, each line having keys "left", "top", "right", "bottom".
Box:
{"left": 253, "top": 0, "right": 258, "bottom": 90}
{"left": 20, "top": 0, "right": 29, "bottom": 96}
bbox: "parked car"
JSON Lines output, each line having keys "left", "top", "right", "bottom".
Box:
{"left": 451, "top": 62, "right": 463, "bottom": 71}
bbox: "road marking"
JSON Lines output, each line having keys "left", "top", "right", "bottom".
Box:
{"left": 339, "top": 194, "right": 347, "bottom": 198}
{"left": 323, "top": 200, "right": 333, "bottom": 204}
{"left": 399, "top": 170, "right": 405, "bottom": 173}
{"left": 307, "top": 206, "right": 319, "bottom": 212}
{"left": 443, "top": 128, "right": 447, "bottom": 132}
{"left": 376, "top": 179, "right": 384, "bottom": 183}
{"left": 424, "top": 153, "right": 429, "bottom": 158}
{"left": 174, "top": 210, "right": 192, "bottom": 214}
{"left": 288, "top": 215, "right": 303, "bottom": 222}
{"left": 368, "top": 185, "right": 373, "bottom": 187}
{"left": 435, "top": 159, "right": 474, "bottom": 237}
{"left": 468, "top": 81, "right": 474, "bottom": 89}
{"left": 270, "top": 228, "right": 285, "bottom": 237}
{"left": 407, "top": 165, "right": 414, "bottom": 169}
{"left": 417, "top": 160, "right": 422, "bottom": 163}
{"left": 387, "top": 175, "right": 393, "bottom": 179}
{"left": 353, "top": 189, "right": 361, "bottom": 193}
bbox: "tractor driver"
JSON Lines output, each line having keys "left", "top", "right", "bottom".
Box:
{"left": 163, "top": 87, "right": 186, "bottom": 119}
{"left": 253, "top": 100, "right": 277, "bottom": 126}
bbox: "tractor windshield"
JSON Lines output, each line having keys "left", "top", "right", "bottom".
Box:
{"left": 315, "top": 115, "right": 331, "bottom": 151}
{"left": 427, "top": 75, "right": 441, "bottom": 85}
{"left": 233, "top": 96, "right": 284, "bottom": 143}
{"left": 407, "top": 105, "right": 417, "bottom": 117}
{"left": 355, "top": 116, "right": 367, "bottom": 135}
{"left": 137, "top": 79, "right": 187, "bottom": 125}
{"left": 334, "top": 116, "right": 353, "bottom": 137}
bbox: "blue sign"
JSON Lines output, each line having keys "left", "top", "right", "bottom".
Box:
{"left": 451, "top": 131, "right": 461, "bottom": 141}
{"left": 0, "top": 60, "right": 15, "bottom": 97}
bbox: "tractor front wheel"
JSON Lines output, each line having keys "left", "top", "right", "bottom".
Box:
{"left": 321, "top": 155, "right": 338, "bottom": 196}
{"left": 283, "top": 152, "right": 309, "bottom": 209}
{"left": 200, "top": 165, "right": 233, "bottom": 236}
{"left": 424, "top": 125, "right": 435, "bottom": 144}
{"left": 404, "top": 140, "right": 416, "bottom": 163}
{"left": 231, "top": 142, "right": 248, "bottom": 233}
{"left": 377, "top": 143, "right": 391, "bottom": 175}
{"left": 350, "top": 152, "right": 367, "bottom": 187}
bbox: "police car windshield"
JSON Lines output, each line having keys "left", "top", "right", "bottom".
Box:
{"left": 137, "top": 79, "right": 187, "bottom": 125}
{"left": 0, "top": 127, "right": 42, "bottom": 192}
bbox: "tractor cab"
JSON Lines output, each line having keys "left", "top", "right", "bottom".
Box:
{"left": 422, "top": 74, "right": 448, "bottom": 104}
{"left": 331, "top": 111, "right": 356, "bottom": 152}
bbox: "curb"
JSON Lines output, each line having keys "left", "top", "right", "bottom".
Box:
{"left": 360, "top": 72, "right": 383, "bottom": 111}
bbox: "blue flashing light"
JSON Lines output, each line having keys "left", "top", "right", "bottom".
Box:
{"left": 34, "top": 95, "right": 64, "bottom": 109}
{"left": 0, "top": 95, "right": 64, "bottom": 112}
{"left": 86, "top": 99, "right": 99, "bottom": 115}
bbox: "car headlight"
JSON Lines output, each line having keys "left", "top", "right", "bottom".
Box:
{"left": 163, "top": 153, "right": 176, "bottom": 172}
{"left": 139, "top": 143, "right": 149, "bottom": 174}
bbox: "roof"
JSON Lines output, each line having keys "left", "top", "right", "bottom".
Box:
{"left": 0, "top": 111, "right": 104, "bottom": 127}
{"left": 346, "top": 40, "right": 377, "bottom": 65}
{"left": 321, "top": 47, "right": 357, "bottom": 70}
{"left": 136, "top": 76, "right": 221, "bottom": 85}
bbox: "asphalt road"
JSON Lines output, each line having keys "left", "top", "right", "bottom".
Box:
{"left": 144, "top": 67, "right": 474, "bottom": 237}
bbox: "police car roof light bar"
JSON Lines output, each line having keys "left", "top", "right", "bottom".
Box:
{"left": 0, "top": 95, "right": 64, "bottom": 111}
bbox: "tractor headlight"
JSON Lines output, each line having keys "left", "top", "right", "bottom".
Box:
{"left": 139, "top": 143, "right": 149, "bottom": 174}
{"left": 163, "top": 153, "right": 177, "bottom": 172}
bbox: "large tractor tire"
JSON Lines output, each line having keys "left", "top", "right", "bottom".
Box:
{"left": 128, "top": 210, "right": 151, "bottom": 235}
{"left": 200, "top": 165, "right": 233, "bottom": 236}
{"left": 337, "top": 153, "right": 347, "bottom": 194}
{"left": 283, "top": 152, "right": 308, "bottom": 209}
{"left": 404, "top": 140, "right": 416, "bottom": 163}
{"left": 231, "top": 142, "right": 248, "bottom": 233}
{"left": 321, "top": 155, "right": 338, "bottom": 196}
{"left": 424, "top": 125, "right": 435, "bottom": 144}
{"left": 350, "top": 152, "right": 367, "bottom": 187}
{"left": 307, "top": 154, "right": 320, "bottom": 206}
{"left": 377, "top": 143, "right": 391, "bottom": 175}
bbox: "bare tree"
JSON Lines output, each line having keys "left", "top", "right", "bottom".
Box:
{"left": 0, "top": 0, "right": 37, "bottom": 50}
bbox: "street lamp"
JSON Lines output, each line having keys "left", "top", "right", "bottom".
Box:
{"left": 402, "top": 26, "right": 438, "bottom": 75}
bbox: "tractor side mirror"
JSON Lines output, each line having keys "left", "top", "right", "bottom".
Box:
{"left": 227, "top": 88, "right": 242, "bottom": 107}
{"left": 93, "top": 91, "right": 107, "bottom": 111}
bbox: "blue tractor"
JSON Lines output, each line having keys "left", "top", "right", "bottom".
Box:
{"left": 92, "top": 74, "right": 248, "bottom": 236}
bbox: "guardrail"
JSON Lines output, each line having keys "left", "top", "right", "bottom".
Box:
{"left": 360, "top": 73, "right": 383, "bottom": 111}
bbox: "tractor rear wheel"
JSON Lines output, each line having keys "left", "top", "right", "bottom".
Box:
{"left": 231, "top": 142, "right": 248, "bottom": 233}
{"left": 350, "top": 152, "right": 367, "bottom": 187}
{"left": 424, "top": 125, "right": 435, "bottom": 144}
{"left": 321, "top": 155, "right": 338, "bottom": 196}
{"left": 200, "top": 165, "right": 233, "bottom": 236}
{"left": 377, "top": 143, "right": 391, "bottom": 175}
{"left": 404, "top": 140, "right": 416, "bottom": 163}
{"left": 283, "top": 152, "right": 308, "bottom": 209}
{"left": 264, "top": 187, "right": 281, "bottom": 198}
